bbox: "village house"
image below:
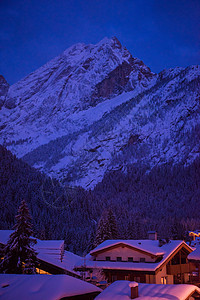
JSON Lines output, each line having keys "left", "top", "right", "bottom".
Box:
{"left": 184, "top": 230, "right": 200, "bottom": 286}
{"left": 188, "top": 246, "right": 200, "bottom": 286}
{"left": 95, "top": 280, "right": 200, "bottom": 300}
{"left": 0, "top": 230, "right": 81, "bottom": 278}
{"left": 189, "top": 231, "right": 200, "bottom": 242}
{"left": 75, "top": 232, "right": 195, "bottom": 285}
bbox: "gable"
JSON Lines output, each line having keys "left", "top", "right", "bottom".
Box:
{"left": 92, "top": 243, "right": 159, "bottom": 262}
{"left": 155, "top": 242, "right": 193, "bottom": 273}
{"left": 91, "top": 240, "right": 165, "bottom": 257}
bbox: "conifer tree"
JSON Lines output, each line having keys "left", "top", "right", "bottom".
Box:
{"left": 93, "top": 208, "right": 119, "bottom": 248}
{"left": 170, "top": 216, "right": 186, "bottom": 240}
{"left": 0, "top": 200, "right": 37, "bottom": 274}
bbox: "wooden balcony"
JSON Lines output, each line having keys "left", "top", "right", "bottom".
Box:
{"left": 167, "top": 263, "right": 190, "bottom": 275}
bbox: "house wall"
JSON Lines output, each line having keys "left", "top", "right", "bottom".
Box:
{"left": 95, "top": 246, "right": 156, "bottom": 262}
{"left": 104, "top": 268, "right": 174, "bottom": 285}
{"left": 145, "top": 274, "right": 156, "bottom": 284}
{"left": 104, "top": 270, "right": 148, "bottom": 283}
{"left": 155, "top": 266, "right": 173, "bottom": 284}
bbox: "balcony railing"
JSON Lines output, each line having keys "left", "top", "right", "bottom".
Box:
{"left": 167, "top": 263, "right": 190, "bottom": 275}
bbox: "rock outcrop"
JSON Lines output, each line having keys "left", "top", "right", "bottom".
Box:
{"left": 0, "top": 75, "right": 9, "bottom": 109}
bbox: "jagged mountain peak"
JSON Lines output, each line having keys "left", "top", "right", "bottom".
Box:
{"left": 95, "top": 36, "right": 122, "bottom": 48}
{"left": 0, "top": 38, "right": 199, "bottom": 189}
{"left": 0, "top": 75, "right": 9, "bottom": 94}
{"left": 2, "top": 37, "right": 155, "bottom": 112}
{"left": 62, "top": 36, "right": 132, "bottom": 69}
{"left": 0, "top": 75, "right": 8, "bottom": 84}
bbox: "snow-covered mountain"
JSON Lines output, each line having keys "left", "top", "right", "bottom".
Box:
{"left": 0, "top": 75, "right": 9, "bottom": 109}
{"left": 0, "top": 37, "right": 199, "bottom": 189}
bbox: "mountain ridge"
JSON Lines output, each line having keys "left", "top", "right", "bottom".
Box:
{"left": 0, "top": 37, "right": 199, "bottom": 189}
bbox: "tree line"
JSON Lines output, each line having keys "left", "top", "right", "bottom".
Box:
{"left": 0, "top": 145, "right": 200, "bottom": 255}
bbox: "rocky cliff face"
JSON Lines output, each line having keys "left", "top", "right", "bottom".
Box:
{"left": 2, "top": 37, "right": 154, "bottom": 112}
{"left": 0, "top": 75, "right": 9, "bottom": 109}
{"left": 0, "top": 38, "right": 199, "bottom": 189}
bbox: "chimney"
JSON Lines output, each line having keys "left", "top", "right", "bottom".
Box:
{"left": 129, "top": 282, "right": 138, "bottom": 299}
{"left": 148, "top": 231, "right": 157, "bottom": 240}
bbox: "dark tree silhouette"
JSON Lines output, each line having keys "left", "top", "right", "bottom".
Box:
{"left": 1, "top": 145, "right": 200, "bottom": 255}
{"left": 94, "top": 208, "right": 119, "bottom": 248}
{"left": 0, "top": 200, "right": 37, "bottom": 274}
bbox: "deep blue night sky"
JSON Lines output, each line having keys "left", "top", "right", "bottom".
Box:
{"left": 0, "top": 0, "right": 199, "bottom": 85}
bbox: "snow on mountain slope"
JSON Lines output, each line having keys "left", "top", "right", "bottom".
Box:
{"left": 0, "top": 38, "right": 199, "bottom": 189}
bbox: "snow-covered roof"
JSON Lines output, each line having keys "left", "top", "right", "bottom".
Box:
{"left": 38, "top": 250, "right": 81, "bottom": 275}
{"left": 36, "top": 240, "right": 64, "bottom": 249}
{"left": 188, "top": 245, "right": 200, "bottom": 261}
{"left": 0, "top": 230, "right": 64, "bottom": 250}
{"left": 76, "top": 240, "right": 193, "bottom": 272}
{"left": 90, "top": 240, "right": 165, "bottom": 256}
{"left": 95, "top": 280, "right": 200, "bottom": 300}
{"left": 0, "top": 230, "right": 80, "bottom": 275}
{"left": 0, "top": 274, "right": 102, "bottom": 300}
{"left": 189, "top": 238, "right": 200, "bottom": 248}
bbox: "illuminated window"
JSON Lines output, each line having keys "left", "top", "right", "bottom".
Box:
{"left": 161, "top": 276, "right": 167, "bottom": 284}
{"left": 36, "top": 268, "right": 51, "bottom": 275}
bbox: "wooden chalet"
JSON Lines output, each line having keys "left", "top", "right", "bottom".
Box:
{"left": 75, "top": 237, "right": 195, "bottom": 285}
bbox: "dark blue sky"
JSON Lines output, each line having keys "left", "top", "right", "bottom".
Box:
{"left": 0, "top": 0, "right": 199, "bottom": 85}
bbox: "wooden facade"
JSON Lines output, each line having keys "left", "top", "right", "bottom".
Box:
{"left": 187, "top": 261, "right": 200, "bottom": 287}
{"left": 104, "top": 269, "right": 148, "bottom": 283}
{"left": 84, "top": 241, "right": 195, "bottom": 285}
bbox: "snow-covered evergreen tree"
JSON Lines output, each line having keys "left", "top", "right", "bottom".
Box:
{"left": 93, "top": 208, "right": 119, "bottom": 248}
{"left": 0, "top": 200, "right": 37, "bottom": 274}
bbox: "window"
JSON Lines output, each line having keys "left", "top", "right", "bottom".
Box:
{"left": 181, "top": 258, "right": 186, "bottom": 264}
{"left": 140, "top": 258, "right": 145, "bottom": 262}
{"left": 106, "top": 256, "right": 110, "bottom": 261}
{"left": 161, "top": 276, "right": 167, "bottom": 284}
{"left": 128, "top": 257, "right": 133, "bottom": 262}
{"left": 125, "top": 275, "right": 130, "bottom": 280}
{"left": 117, "top": 257, "right": 122, "bottom": 261}
{"left": 36, "top": 268, "right": 51, "bottom": 275}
